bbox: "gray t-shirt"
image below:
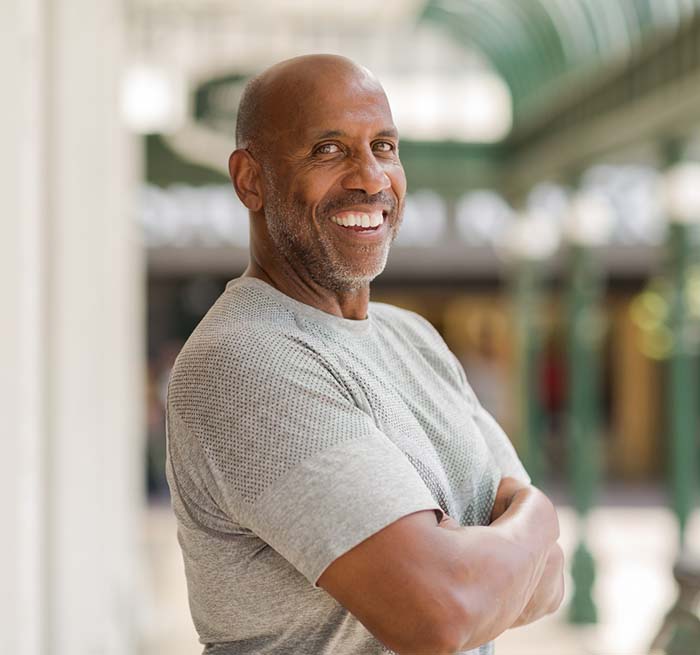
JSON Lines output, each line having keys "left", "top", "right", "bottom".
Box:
{"left": 165, "top": 276, "right": 529, "bottom": 655}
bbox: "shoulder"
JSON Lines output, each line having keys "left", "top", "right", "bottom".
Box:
{"left": 174, "top": 279, "right": 322, "bottom": 371}
{"left": 168, "top": 289, "right": 340, "bottom": 416}
{"left": 170, "top": 322, "right": 328, "bottom": 398}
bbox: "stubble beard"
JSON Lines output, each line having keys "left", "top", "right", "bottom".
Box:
{"left": 265, "top": 188, "right": 403, "bottom": 294}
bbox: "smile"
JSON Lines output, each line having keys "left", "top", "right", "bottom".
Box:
{"left": 329, "top": 210, "right": 385, "bottom": 230}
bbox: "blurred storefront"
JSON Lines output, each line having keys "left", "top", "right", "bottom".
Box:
{"left": 133, "top": 5, "right": 700, "bottom": 649}
{"left": 142, "top": 146, "right": 676, "bottom": 488}
{"left": 135, "top": 0, "right": 700, "bottom": 497}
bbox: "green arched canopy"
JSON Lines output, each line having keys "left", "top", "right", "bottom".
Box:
{"left": 422, "top": 0, "right": 700, "bottom": 122}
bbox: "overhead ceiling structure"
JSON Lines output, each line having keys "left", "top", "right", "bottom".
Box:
{"left": 423, "top": 0, "right": 700, "bottom": 129}
{"left": 132, "top": 0, "right": 700, "bottom": 197}
{"left": 135, "top": 0, "right": 700, "bottom": 281}
{"left": 126, "top": 0, "right": 502, "bottom": 141}
{"left": 130, "top": 0, "right": 700, "bottom": 131}
{"left": 127, "top": 0, "right": 512, "bottom": 194}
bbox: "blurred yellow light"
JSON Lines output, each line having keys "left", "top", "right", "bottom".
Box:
{"left": 629, "top": 292, "right": 667, "bottom": 331}
{"left": 640, "top": 328, "right": 673, "bottom": 360}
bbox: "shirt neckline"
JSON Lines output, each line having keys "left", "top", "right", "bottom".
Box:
{"left": 225, "top": 276, "right": 373, "bottom": 334}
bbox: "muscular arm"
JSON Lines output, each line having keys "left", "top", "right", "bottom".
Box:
{"left": 318, "top": 478, "right": 562, "bottom": 654}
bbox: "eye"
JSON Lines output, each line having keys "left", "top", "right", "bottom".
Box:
{"left": 372, "top": 140, "right": 396, "bottom": 153}
{"left": 314, "top": 143, "right": 342, "bottom": 155}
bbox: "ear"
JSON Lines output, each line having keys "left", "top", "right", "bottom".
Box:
{"left": 228, "top": 149, "right": 263, "bottom": 212}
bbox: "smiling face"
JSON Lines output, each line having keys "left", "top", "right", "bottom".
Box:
{"left": 253, "top": 60, "right": 407, "bottom": 293}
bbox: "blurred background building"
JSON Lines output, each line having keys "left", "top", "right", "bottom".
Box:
{"left": 3, "top": 1, "right": 700, "bottom": 654}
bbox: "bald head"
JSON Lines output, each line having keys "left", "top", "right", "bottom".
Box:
{"left": 235, "top": 54, "right": 385, "bottom": 151}
{"left": 227, "top": 53, "right": 406, "bottom": 300}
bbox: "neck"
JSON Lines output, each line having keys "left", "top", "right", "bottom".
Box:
{"left": 243, "top": 248, "right": 371, "bottom": 321}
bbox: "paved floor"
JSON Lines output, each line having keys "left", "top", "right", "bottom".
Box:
{"left": 142, "top": 488, "right": 700, "bottom": 655}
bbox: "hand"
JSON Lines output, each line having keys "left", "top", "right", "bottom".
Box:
{"left": 490, "top": 476, "right": 530, "bottom": 523}
{"left": 511, "top": 542, "right": 565, "bottom": 627}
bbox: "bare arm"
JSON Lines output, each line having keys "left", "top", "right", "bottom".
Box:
{"left": 317, "top": 479, "right": 561, "bottom": 654}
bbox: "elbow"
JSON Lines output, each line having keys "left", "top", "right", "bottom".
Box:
{"left": 383, "top": 618, "right": 466, "bottom": 655}
{"left": 435, "top": 577, "right": 527, "bottom": 652}
{"left": 420, "top": 593, "right": 487, "bottom": 655}
{"left": 389, "top": 629, "right": 471, "bottom": 655}
{"left": 389, "top": 634, "right": 463, "bottom": 655}
{"left": 377, "top": 568, "right": 529, "bottom": 653}
{"left": 429, "top": 603, "right": 490, "bottom": 655}
{"left": 382, "top": 592, "right": 480, "bottom": 655}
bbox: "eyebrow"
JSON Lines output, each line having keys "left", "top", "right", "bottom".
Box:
{"left": 311, "top": 127, "right": 399, "bottom": 140}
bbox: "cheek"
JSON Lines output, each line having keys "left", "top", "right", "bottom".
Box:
{"left": 290, "top": 188, "right": 308, "bottom": 211}
{"left": 390, "top": 166, "right": 407, "bottom": 202}
{"left": 295, "top": 175, "right": 339, "bottom": 217}
{"left": 291, "top": 173, "right": 328, "bottom": 205}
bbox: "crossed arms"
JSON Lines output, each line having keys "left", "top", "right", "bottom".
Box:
{"left": 317, "top": 476, "right": 565, "bottom": 654}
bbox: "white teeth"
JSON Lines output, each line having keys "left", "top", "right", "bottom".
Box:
{"left": 331, "top": 211, "right": 384, "bottom": 228}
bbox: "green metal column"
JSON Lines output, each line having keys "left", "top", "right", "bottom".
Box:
{"left": 649, "top": 160, "right": 700, "bottom": 655}
{"left": 514, "top": 259, "right": 545, "bottom": 487}
{"left": 566, "top": 243, "right": 603, "bottom": 624}
{"left": 666, "top": 221, "right": 698, "bottom": 547}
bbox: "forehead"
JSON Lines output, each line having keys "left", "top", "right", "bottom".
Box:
{"left": 269, "top": 71, "right": 395, "bottom": 146}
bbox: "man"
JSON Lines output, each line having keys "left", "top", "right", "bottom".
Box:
{"left": 165, "top": 54, "right": 564, "bottom": 655}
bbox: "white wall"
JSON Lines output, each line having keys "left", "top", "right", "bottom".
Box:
{"left": 0, "top": 0, "right": 145, "bottom": 653}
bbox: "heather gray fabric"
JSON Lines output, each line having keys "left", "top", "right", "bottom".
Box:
{"left": 165, "top": 276, "right": 530, "bottom": 655}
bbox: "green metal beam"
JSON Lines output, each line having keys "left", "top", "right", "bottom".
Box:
{"left": 422, "top": 0, "right": 699, "bottom": 124}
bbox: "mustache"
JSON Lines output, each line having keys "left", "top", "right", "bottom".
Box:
{"left": 318, "top": 190, "right": 397, "bottom": 217}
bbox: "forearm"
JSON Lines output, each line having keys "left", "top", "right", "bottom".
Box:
{"left": 449, "top": 532, "right": 546, "bottom": 649}
{"left": 441, "top": 486, "right": 560, "bottom": 651}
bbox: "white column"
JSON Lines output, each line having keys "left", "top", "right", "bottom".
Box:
{"left": 0, "top": 1, "right": 46, "bottom": 652}
{"left": 0, "top": 0, "right": 145, "bottom": 653}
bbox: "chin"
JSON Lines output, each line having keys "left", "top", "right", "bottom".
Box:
{"left": 331, "top": 268, "right": 387, "bottom": 292}
{"left": 320, "top": 277, "right": 370, "bottom": 294}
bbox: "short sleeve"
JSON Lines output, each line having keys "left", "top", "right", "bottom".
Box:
{"left": 167, "top": 331, "right": 443, "bottom": 587}
{"left": 471, "top": 400, "right": 530, "bottom": 484}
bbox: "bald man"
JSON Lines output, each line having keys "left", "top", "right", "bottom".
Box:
{"left": 165, "top": 55, "right": 564, "bottom": 655}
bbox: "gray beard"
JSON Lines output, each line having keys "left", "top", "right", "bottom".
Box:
{"left": 264, "top": 190, "right": 400, "bottom": 294}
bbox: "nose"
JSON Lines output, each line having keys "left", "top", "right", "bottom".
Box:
{"left": 341, "top": 148, "right": 391, "bottom": 196}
